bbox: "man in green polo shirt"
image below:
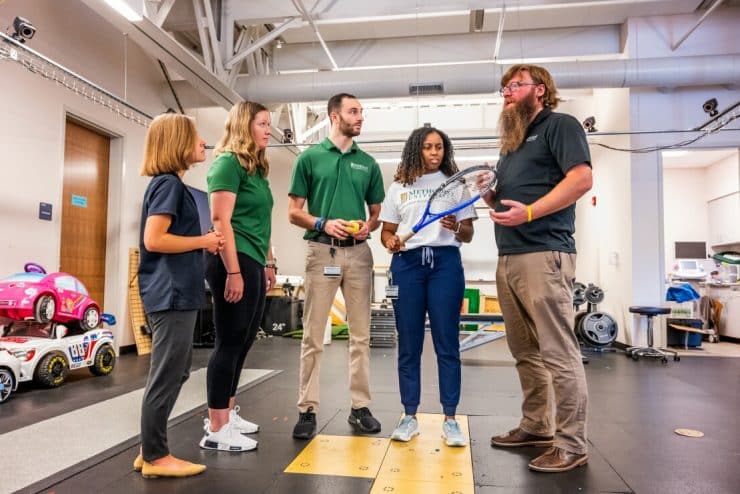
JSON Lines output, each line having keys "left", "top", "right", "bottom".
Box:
{"left": 288, "top": 93, "right": 385, "bottom": 439}
{"left": 481, "top": 64, "right": 593, "bottom": 473}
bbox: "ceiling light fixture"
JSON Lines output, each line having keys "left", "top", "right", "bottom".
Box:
{"left": 103, "top": 0, "right": 143, "bottom": 22}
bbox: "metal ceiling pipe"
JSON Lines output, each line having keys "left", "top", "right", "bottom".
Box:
{"left": 235, "top": 54, "right": 740, "bottom": 104}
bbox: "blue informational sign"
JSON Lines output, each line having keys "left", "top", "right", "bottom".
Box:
{"left": 71, "top": 194, "right": 88, "bottom": 208}
{"left": 39, "top": 202, "right": 53, "bottom": 220}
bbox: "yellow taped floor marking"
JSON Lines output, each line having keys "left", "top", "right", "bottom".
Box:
{"left": 373, "top": 413, "right": 474, "bottom": 492}
{"left": 284, "top": 413, "right": 474, "bottom": 494}
{"left": 284, "top": 435, "right": 390, "bottom": 478}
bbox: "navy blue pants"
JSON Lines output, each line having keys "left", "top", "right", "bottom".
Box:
{"left": 390, "top": 246, "right": 464, "bottom": 416}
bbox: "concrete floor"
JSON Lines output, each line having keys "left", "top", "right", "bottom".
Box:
{"left": 3, "top": 334, "right": 740, "bottom": 494}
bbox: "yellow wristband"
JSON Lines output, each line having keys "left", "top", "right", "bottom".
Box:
{"left": 526, "top": 204, "right": 533, "bottom": 223}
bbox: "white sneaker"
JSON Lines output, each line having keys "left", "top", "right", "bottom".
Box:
{"left": 390, "top": 415, "right": 419, "bottom": 442}
{"left": 230, "top": 405, "right": 259, "bottom": 433}
{"left": 199, "top": 418, "right": 258, "bottom": 451}
{"left": 442, "top": 419, "right": 467, "bottom": 447}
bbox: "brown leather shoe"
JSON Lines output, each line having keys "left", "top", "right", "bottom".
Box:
{"left": 141, "top": 460, "right": 206, "bottom": 479}
{"left": 490, "top": 427, "right": 554, "bottom": 448}
{"left": 528, "top": 446, "right": 588, "bottom": 473}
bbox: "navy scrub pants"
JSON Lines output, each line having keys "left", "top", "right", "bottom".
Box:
{"left": 390, "top": 245, "right": 465, "bottom": 416}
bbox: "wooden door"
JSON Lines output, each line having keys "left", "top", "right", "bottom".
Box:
{"left": 60, "top": 120, "right": 110, "bottom": 309}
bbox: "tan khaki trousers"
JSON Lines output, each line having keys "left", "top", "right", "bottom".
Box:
{"left": 297, "top": 240, "right": 374, "bottom": 413}
{"left": 496, "top": 251, "right": 588, "bottom": 454}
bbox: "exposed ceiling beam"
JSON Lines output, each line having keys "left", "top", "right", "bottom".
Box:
{"left": 81, "top": 0, "right": 241, "bottom": 109}
{"left": 292, "top": 0, "right": 339, "bottom": 70}
{"left": 492, "top": 5, "right": 506, "bottom": 61}
{"left": 225, "top": 18, "right": 301, "bottom": 69}
{"left": 151, "top": 0, "right": 178, "bottom": 27}
{"left": 671, "top": 0, "right": 725, "bottom": 51}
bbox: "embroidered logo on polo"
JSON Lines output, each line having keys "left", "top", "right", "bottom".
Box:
{"left": 350, "top": 162, "right": 369, "bottom": 172}
{"left": 526, "top": 134, "right": 538, "bottom": 142}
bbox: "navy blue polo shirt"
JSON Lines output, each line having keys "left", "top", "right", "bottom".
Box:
{"left": 138, "top": 173, "right": 204, "bottom": 313}
{"left": 494, "top": 108, "right": 591, "bottom": 255}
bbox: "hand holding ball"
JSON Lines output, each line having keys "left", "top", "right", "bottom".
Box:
{"left": 346, "top": 220, "right": 362, "bottom": 234}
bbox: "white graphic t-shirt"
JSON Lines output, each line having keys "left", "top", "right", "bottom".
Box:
{"left": 379, "top": 171, "right": 478, "bottom": 250}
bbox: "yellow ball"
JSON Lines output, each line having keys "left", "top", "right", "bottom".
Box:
{"left": 346, "top": 220, "right": 361, "bottom": 233}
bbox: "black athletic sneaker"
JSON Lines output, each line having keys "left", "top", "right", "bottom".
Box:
{"left": 292, "top": 406, "right": 317, "bottom": 439}
{"left": 348, "top": 407, "right": 381, "bottom": 433}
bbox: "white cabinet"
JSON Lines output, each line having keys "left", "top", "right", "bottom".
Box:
{"left": 707, "top": 192, "right": 740, "bottom": 247}
{"left": 705, "top": 286, "right": 740, "bottom": 338}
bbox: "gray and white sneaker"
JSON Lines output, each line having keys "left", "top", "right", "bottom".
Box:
{"left": 199, "top": 419, "right": 258, "bottom": 451}
{"left": 442, "top": 419, "right": 467, "bottom": 447}
{"left": 230, "top": 405, "right": 259, "bottom": 434}
{"left": 390, "top": 415, "right": 419, "bottom": 442}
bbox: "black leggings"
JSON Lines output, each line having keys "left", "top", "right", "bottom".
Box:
{"left": 205, "top": 252, "right": 266, "bottom": 409}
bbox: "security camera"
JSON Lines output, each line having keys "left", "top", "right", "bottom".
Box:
{"left": 282, "top": 128, "right": 294, "bottom": 144}
{"left": 11, "top": 16, "right": 36, "bottom": 43}
{"left": 702, "top": 98, "right": 718, "bottom": 117}
{"left": 582, "top": 116, "right": 597, "bottom": 133}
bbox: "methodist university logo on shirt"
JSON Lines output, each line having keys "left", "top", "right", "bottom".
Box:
{"left": 400, "top": 189, "right": 433, "bottom": 205}
{"left": 350, "top": 162, "right": 369, "bottom": 172}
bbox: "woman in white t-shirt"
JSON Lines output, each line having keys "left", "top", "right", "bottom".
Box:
{"left": 379, "top": 126, "right": 477, "bottom": 447}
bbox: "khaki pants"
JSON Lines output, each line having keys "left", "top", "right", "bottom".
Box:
{"left": 496, "top": 251, "right": 588, "bottom": 454}
{"left": 297, "top": 240, "right": 374, "bottom": 413}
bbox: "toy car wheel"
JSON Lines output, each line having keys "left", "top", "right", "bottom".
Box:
{"left": 89, "top": 344, "right": 116, "bottom": 376}
{"left": 81, "top": 306, "right": 101, "bottom": 331}
{"left": 34, "top": 295, "right": 56, "bottom": 323}
{"left": 0, "top": 368, "right": 15, "bottom": 403}
{"left": 35, "top": 352, "right": 69, "bottom": 388}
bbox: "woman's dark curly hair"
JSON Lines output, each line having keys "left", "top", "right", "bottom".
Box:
{"left": 394, "top": 127, "right": 459, "bottom": 185}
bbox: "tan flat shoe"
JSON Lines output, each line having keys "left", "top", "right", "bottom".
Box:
{"left": 133, "top": 454, "right": 143, "bottom": 472}
{"left": 141, "top": 460, "right": 206, "bottom": 479}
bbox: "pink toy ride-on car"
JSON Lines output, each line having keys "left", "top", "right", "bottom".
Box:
{"left": 0, "top": 263, "right": 101, "bottom": 331}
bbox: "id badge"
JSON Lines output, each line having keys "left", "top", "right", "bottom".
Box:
{"left": 385, "top": 284, "right": 399, "bottom": 299}
{"left": 323, "top": 265, "right": 341, "bottom": 277}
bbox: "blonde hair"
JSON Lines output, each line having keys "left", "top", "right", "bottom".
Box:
{"left": 501, "top": 64, "right": 562, "bottom": 109}
{"left": 140, "top": 113, "right": 198, "bottom": 176}
{"left": 213, "top": 101, "right": 270, "bottom": 176}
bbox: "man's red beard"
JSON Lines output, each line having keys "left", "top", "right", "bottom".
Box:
{"left": 498, "top": 91, "right": 538, "bottom": 155}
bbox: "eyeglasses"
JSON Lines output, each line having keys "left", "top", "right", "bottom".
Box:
{"left": 498, "top": 81, "right": 540, "bottom": 95}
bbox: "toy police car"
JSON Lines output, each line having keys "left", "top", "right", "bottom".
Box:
{"left": 0, "top": 320, "right": 116, "bottom": 388}
{"left": 0, "top": 348, "right": 21, "bottom": 403}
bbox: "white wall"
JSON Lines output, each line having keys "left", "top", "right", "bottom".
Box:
{"left": 662, "top": 167, "right": 709, "bottom": 272}
{"left": 622, "top": 9, "right": 740, "bottom": 347}
{"left": 0, "top": 0, "right": 170, "bottom": 348}
{"left": 705, "top": 152, "right": 740, "bottom": 201}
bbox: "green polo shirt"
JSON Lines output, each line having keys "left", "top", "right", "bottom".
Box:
{"left": 494, "top": 108, "right": 591, "bottom": 255}
{"left": 289, "top": 138, "right": 385, "bottom": 240}
{"left": 207, "top": 152, "right": 273, "bottom": 265}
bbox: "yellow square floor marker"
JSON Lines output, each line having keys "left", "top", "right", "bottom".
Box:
{"left": 285, "top": 435, "right": 390, "bottom": 478}
{"left": 370, "top": 478, "right": 475, "bottom": 494}
{"left": 375, "top": 413, "right": 474, "bottom": 489}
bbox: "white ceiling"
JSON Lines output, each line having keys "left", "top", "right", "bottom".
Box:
{"left": 83, "top": 0, "right": 738, "bottom": 148}
{"left": 163, "top": 0, "right": 707, "bottom": 44}
{"left": 662, "top": 148, "right": 739, "bottom": 169}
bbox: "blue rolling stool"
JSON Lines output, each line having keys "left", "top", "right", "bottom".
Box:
{"left": 627, "top": 306, "right": 680, "bottom": 364}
